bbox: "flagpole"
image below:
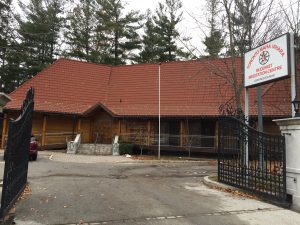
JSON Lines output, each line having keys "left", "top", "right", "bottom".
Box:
{"left": 158, "top": 63, "right": 161, "bottom": 159}
{"left": 158, "top": 63, "right": 161, "bottom": 160}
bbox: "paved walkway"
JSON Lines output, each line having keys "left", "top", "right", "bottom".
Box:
{"left": 39, "top": 151, "right": 215, "bottom": 165}
{"left": 41, "top": 151, "right": 134, "bottom": 163}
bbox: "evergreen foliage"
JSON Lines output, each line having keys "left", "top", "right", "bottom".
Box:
{"left": 153, "top": 0, "right": 184, "bottom": 62}
{"left": 16, "top": 0, "right": 64, "bottom": 79}
{"left": 96, "top": 0, "right": 143, "bottom": 65}
{"left": 203, "top": 0, "right": 224, "bottom": 57}
{"left": 138, "top": 11, "right": 160, "bottom": 63}
{"left": 64, "top": 0, "right": 103, "bottom": 63}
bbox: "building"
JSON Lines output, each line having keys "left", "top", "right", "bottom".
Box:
{"left": 0, "top": 93, "right": 11, "bottom": 148}
{"left": 1, "top": 58, "right": 291, "bottom": 152}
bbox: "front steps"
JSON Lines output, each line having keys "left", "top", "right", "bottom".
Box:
{"left": 77, "top": 144, "right": 112, "bottom": 155}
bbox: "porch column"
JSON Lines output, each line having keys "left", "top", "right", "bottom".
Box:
{"left": 118, "top": 119, "right": 121, "bottom": 135}
{"left": 215, "top": 121, "right": 219, "bottom": 149}
{"left": 41, "top": 115, "right": 47, "bottom": 146}
{"left": 77, "top": 118, "right": 82, "bottom": 133}
{"left": 1, "top": 114, "right": 8, "bottom": 149}
{"left": 180, "top": 120, "right": 183, "bottom": 147}
{"left": 147, "top": 120, "right": 151, "bottom": 146}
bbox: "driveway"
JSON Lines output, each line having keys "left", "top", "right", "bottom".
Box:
{"left": 2, "top": 152, "right": 299, "bottom": 225}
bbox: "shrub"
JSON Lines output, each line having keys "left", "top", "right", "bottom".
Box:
{"left": 119, "top": 142, "right": 135, "bottom": 155}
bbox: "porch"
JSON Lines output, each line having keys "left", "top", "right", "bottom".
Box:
{"left": 116, "top": 118, "right": 218, "bottom": 154}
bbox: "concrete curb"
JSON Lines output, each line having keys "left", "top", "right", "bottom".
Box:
{"left": 203, "top": 175, "right": 239, "bottom": 191}
{"left": 123, "top": 160, "right": 215, "bottom": 166}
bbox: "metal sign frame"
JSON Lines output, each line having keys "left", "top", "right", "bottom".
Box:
{"left": 244, "top": 33, "right": 291, "bottom": 88}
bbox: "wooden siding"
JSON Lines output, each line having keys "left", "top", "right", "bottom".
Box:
{"left": 261, "top": 120, "right": 281, "bottom": 134}
{"left": 91, "top": 109, "right": 114, "bottom": 144}
{"left": 0, "top": 110, "right": 282, "bottom": 151}
{"left": 78, "top": 118, "right": 91, "bottom": 143}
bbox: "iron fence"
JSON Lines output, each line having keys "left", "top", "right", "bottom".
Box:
{"left": 218, "top": 116, "right": 286, "bottom": 202}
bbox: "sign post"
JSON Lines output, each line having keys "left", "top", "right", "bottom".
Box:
{"left": 244, "top": 87, "right": 249, "bottom": 168}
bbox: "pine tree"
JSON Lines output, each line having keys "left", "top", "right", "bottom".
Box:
{"left": 138, "top": 10, "right": 160, "bottom": 63}
{"left": 0, "top": 0, "right": 12, "bottom": 69}
{"left": 16, "top": 0, "right": 64, "bottom": 79}
{"left": 153, "top": 0, "right": 185, "bottom": 62}
{"left": 0, "top": 0, "right": 21, "bottom": 93}
{"left": 64, "top": 0, "right": 105, "bottom": 62}
{"left": 96, "top": 0, "right": 142, "bottom": 65}
{"left": 203, "top": 0, "right": 224, "bottom": 57}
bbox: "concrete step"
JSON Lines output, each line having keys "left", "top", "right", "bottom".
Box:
{"left": 77, "top": 144, "right": 112, "bottom": 156}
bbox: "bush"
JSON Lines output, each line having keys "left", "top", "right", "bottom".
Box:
{"left": 119, "top": 142, "right": 135, "bottom": 155}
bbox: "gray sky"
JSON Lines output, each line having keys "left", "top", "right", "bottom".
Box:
{"left": 14, "top": 0, "right": 207, "bottom": 55}
{"left": 14, "top": 0, "right": 288, "bottom": 56}
{"left": 126, "top": 0, "right": 207, "bottom": 54}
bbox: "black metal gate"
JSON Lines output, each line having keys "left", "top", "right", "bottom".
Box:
{"left": 218, "top": 116, "right": 286, "bottom": 202}
{"left": 0, "top": 88, "right": 34, "bottom": 219}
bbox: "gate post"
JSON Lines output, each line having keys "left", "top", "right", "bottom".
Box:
{"left": 274, "top": 118, "right": 300, "bottom": 210}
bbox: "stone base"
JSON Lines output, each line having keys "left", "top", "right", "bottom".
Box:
{"left": 77, "top": 144, "right": 112, "bottom": 155}
{"left": 292, "top": 195, "right": 300, "bottom": 212}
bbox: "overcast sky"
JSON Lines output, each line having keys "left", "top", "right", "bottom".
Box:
{"left": 126, "top": 0, "right": 207, "bottom": 54}
{"left": 14, "top": 0, "right": 207, "bottom": 54}
{"left": 13, "top": 0, "right": 287, "bottom": 56}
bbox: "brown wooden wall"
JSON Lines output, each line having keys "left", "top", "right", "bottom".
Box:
{"left": 90, "top": 109, "right": 114, "bottom": 144}
{"left": 0, "top": 109, "right": 282, "bottom": 151}
{"left": 1, "top": 112, "right": 93, "bottom": 149}
{"left": 79, "top": 118, "right": 92, "bottom": 143}
{"left": 261, "top": 120, "right": 281, "bottom": 134}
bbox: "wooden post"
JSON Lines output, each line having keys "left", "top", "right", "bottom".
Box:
{"left": 118, "top": 119, "right": 121, "bottom": 135}
{"left": 77, "top": 118, "right": 82, "bottom": 133}
{"left": 215, "top": 121, "right": 219, "bottom": 150}
{"left": 1, "top": 114, "right": 8, "bottom": 149}
{"left": 147, "top": 120, "right": 151, "bottom": 146}
{"left": 42, "top": 115, "right": 47, "bottom": 146}
{"left": 180, "top": 120, "right": 183, "bottom": 147}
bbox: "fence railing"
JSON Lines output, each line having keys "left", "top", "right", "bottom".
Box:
{"left": 45, "top": 132, "right": 78, "bottom": 145}
{"left": 118, "top": 133, "right": 216, "bottom": 149}
{"left": 1, "top": 132, "right": 81, "bottom": 148}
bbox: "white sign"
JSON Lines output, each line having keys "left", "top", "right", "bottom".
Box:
{"left": 244, "top": 34, "right": 290, "bottom": 87}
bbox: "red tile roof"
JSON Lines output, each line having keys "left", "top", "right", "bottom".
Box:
{"left": 5, "top": 58, "right": 292, "bottom": 117}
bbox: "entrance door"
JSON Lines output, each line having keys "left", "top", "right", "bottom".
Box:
{"left": 92, "top": 111, "right": 112, "bottom": 144}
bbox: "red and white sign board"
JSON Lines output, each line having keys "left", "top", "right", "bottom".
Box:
{"left": 244, "top": 33, "right": 290, "bottom": 88}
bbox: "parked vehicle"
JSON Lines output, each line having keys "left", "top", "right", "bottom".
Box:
{"left": 29, "top": 135, "right": 38, "bottom": 161}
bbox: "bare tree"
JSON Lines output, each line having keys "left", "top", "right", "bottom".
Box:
{"left": 280, "top": 0, "right": 300, "bottom": 101}
{"left": 280, "top": 0, "right": 300, "bottom": 49}
{"left": 213, "top": 0, "right": 278, "bottom": 115}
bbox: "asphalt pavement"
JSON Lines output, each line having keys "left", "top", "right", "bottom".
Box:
{"left": 0, "top": 152, "right": 299, "bottom": 225}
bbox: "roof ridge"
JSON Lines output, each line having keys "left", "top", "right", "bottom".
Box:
{"left": 58, "top": 58, "right": 112, "bottom": 68}
{"left": 111, "top": 58, "right": 234, "bottom": 68}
